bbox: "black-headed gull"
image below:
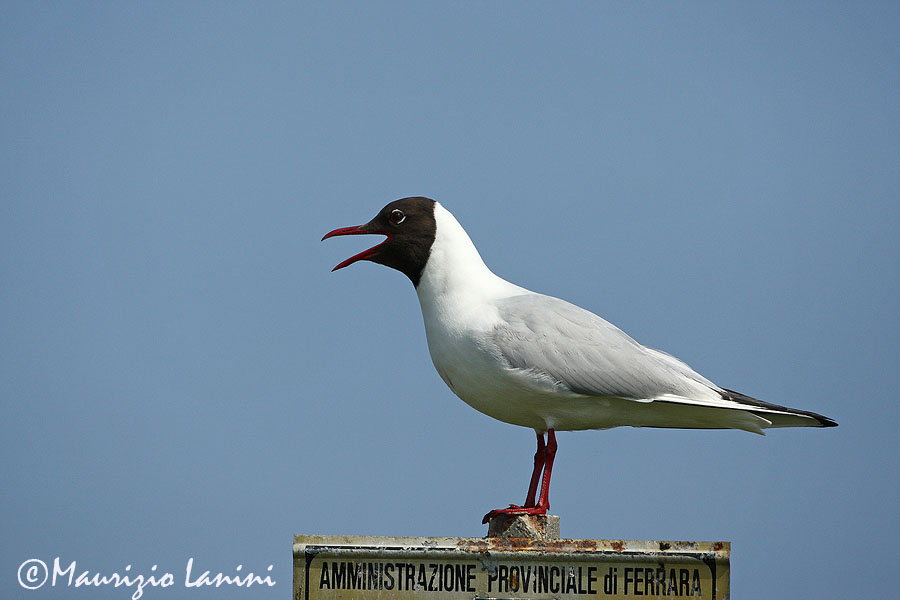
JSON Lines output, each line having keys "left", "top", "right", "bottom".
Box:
{"left": 323, "top": 197, "right": 837, "bottom": 522}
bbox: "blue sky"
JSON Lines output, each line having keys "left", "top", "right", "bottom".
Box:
{"left": 2, "top": 2, "right": 898, "bottom": 598}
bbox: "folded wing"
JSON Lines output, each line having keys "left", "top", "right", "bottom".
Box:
{"left": 487, "top": 293, "right": 836, "bottom": 431}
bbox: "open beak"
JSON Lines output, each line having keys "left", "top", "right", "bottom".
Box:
{"left": 322, "top": 224, "right": 390, "bottom": 271}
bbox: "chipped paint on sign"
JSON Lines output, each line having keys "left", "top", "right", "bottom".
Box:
{"left": 293, "top": 535, "right": 730, "bottom": 599}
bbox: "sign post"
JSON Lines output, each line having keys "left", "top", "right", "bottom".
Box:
{"left": 293, "top": 515, "right": 730, "bottom": 599}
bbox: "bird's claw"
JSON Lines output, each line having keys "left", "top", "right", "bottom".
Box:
{"left": 482, "top": 504, "right": 548, "bottom": 524}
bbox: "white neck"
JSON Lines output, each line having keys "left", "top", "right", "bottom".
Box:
{"left": 416, "top": 203, "right": 525, "bottom": 312}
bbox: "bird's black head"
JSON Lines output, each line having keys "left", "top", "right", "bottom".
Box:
{"left": 322, "top": 197, "right": 437, "bottom": 287}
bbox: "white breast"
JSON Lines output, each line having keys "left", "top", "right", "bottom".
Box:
{"left": 415, "top": 204, "right": 570, "bottom": 430}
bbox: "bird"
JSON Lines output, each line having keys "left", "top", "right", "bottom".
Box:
{"left": 322, "top": 197, "right": 837, "bottom": 523}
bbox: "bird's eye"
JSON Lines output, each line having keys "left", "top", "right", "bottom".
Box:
{"left": 389, "top": 209, "right": 406, "bottom": 224}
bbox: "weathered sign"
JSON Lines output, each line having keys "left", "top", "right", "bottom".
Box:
{"left": 293, "top": 534, "right": 730, "bottom": 599}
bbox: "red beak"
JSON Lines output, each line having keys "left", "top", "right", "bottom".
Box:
{"left": 321, "top": 225, "right": 390, "bottom": 271}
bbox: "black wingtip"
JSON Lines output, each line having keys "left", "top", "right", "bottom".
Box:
{"left": 720, "top": 388, "right": 837, "bottom": 428}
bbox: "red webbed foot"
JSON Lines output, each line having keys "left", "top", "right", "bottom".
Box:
{"left": 482, "top": 504, "right": 548, "bottom": 524}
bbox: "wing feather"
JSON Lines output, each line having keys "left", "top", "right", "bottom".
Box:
{"left": 483, "top": 292, "right": 835, "bottom": 429}
{"left": 488, "top": 293, "right": 717, "bottom": 401}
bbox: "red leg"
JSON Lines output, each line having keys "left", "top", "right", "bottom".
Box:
{"left": 524, "top": 432, "right": 546, "bottom": 508}
{"left": 535, "top": 429, "right": 557, "bottom": 510}
{"left": 482, "top": 429, "right": 557, "bottom": 524}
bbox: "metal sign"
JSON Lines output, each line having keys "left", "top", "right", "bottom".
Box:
{"left": 294, "top": 535, "right": 730, "bottom": 599}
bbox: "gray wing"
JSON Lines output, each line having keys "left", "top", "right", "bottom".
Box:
{"left": 485, "top": 293, "right": 838, "bottom": 430}
{"left": 486, "top": 293, "right": 718, "bottom": 401}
